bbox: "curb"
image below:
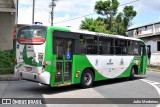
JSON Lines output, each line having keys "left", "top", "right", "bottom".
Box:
{"left": 147, "top": 68, "right": 160, "bottom": 72}
{"left": 0, "top": 74, "right": 19, "bottom": 81}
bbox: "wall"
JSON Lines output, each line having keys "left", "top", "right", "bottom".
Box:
{"left": 150, "top": 53, "right": 160, "bottom": 66}
{"left": 142, "top": 36, "right": 160, "bottom": 53}
{"left": 0, "top": 12, "right": 15, "bottom": 50}
{"left": 127, "top": 23, "right": 160, "bottom": 66}
{"left": 141, "top": 36, "right": 160, "bottom": 66}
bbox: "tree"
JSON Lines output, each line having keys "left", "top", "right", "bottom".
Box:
{"left": 94, "top": 0, "right": 119, "bottom": 30}
{"left": 80, "top": 0, "right": 137, "bottom": 36}
{"left": 123, "top": 6, "right": 137, "bottom": 29}
{"left": 80, "top": 18, "right": 107, "bottom": 33}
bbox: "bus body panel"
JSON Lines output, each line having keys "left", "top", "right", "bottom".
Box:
{"left": 15, "top": 42, "right": 51, "bottom": 84}
{"left": 15, "top": 25, "right": 147, "bottom": 87}
{"left": 71, "top": 55, "right": 145, "bottom": 85}
{"left": 44, "top": 26, "right": 71, "bottom": 87}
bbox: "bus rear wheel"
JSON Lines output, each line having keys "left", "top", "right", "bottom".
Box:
{"left": 129, "top": 67, "right": 135, "bottom": 80}
{"left": 80, "top": 69, "right": 94, "bottom": 88}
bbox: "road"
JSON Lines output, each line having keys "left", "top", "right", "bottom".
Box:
{"left": 0, "top": 70, "right": 160, "bottom": 107}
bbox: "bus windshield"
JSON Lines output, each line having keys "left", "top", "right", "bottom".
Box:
{"left": 17, "top": 26, "right": 46, "bottom": 44}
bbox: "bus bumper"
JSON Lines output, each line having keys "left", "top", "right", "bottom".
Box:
{"left": 15, "top": 71, "right": 50, "bottom": 85}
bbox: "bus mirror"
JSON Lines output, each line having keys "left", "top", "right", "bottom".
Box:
{"left": 147, "top": 45, "right": 151, "bottom": 59}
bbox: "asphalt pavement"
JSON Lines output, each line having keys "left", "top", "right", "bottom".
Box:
{"left": 0, "top": 70, "right": 159, "bottom": 107}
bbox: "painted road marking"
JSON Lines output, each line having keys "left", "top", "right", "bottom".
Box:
{"left": 156, "top": 104, "right": 160, "bottom": 107}
{"left": 140, "top": 79, "right": 160, "bottom": 97}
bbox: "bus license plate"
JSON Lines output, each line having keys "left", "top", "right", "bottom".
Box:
{"left": 25, "top": 67, "right": 32, "bottom": 71}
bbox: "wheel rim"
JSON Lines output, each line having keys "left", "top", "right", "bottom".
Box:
{"left": 84, "top": 73, "right": 92, "bottom": 85}
{"left": 132, "top": 68, "right": 135, "bottom": 75}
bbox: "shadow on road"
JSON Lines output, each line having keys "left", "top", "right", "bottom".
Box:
{"left": 22, "top": 76, "right": 147, "bottom": 95}
{"left": 93, "top": 76, "right": 146, "bottom": 88}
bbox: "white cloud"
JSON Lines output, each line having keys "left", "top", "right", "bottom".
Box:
{"left": 18, "top": 0, "right": 33, "bottom": 5}
{"left": 139, "top": 0, "right": 160, "bottom": 11}
{"left": 54, "top": 14, "right": 85, "bottom": 29}
{"left": 18, "top": 0, "right": 160, "bottom": 30}
{"left": 18, "top": 6, "right": 32, "bottom": 24}
{"left": 18, "top": 0, "right": 97, "bottom": 29}
{"left": 55, "top": 0, "right": 97, "bottom": 14}
{"left": 119, "top": 0, "right": 160, "bottom": 14}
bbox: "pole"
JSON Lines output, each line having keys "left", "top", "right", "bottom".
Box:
{"left": 16, "top": 0, "right": 18, "bottom": 24}
{"left": 32, "top": 0, "right": 35, "bottom": 24}
{"left": 51, "top": 0, "right": 54, "bottom": 26}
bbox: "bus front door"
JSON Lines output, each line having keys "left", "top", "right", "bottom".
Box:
{"left": 55, "top": 38, "right": 73, "bottom": 84}
{"left": 140, "top": 45, "right": 147, "bottom": 74}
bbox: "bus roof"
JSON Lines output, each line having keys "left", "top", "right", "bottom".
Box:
{"left": 18, "top": 24, "right": 47, "bottom": 30}
{"left": 18, "top": 25, "right": 142, "bottom": 42}
{"left": 71, "top": 29, "right": 142, "bottom": 41}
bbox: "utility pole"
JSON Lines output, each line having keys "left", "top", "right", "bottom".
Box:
{"left": 32, "top": 0, "right": 35, "bottom": 24}
{"left": 50, "top": 0, "right": 57, "bottom": 26}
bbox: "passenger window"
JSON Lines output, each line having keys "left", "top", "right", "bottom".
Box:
{"left": 115, "top": 39, "right": 127, "bottom": 55}
{"left": 86, "top": 36, "right": 98, "bottom": 54}
{"left": 80, "top": 35, "right": 86, "bottom": 54}
{"left": 80, "top": 35, "right": 98, "bottom": 54}
{"left": 99, "top": 38, "right": 114, "bottom": 54}
{"left": 128, "top": 41, "right": 140, "bottom": 55}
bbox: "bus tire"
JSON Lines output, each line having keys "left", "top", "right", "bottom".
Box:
{"left": 80, "top": 69, "right": 94, "bottom": 88}
{"left": 129, "top": 67, "right": 135, "bottom": 80}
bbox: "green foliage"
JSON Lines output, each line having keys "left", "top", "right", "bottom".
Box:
{"left": 95, "top": 0, "right": 119, "bottom": 16}
{"left": 80, "top": 18, "right": 108, "bottom": 33}
{"left": 95, "top": 0, "right": 119, "bottom": 30}
{"left": 80, "top": 0, "right": 137, "bottom": 36}
{"left": 0, "top": 50, "right": 14, "bottom": 74}
{"left": 123, "top": 6, "right": 137, "bottom": 28}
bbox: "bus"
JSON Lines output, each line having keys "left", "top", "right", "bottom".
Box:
{"left": 15, "top": 25, "right": 150, "bottom": 88}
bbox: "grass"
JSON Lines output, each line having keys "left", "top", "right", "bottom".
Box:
{"left": 0, "top": 49, "right": 14, "bottom": 75}
{"left": 147, "top": 65, "right": 160, "bottom": 71}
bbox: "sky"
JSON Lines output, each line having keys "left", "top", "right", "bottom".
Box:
{"left": 18, "top": 0, "right": 160, "bottom": 30}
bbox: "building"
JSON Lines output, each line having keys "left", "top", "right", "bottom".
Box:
{"left": 0, "top": 0, "right": 17, "bottom": 50}
{"left": 127, "top": 21, "right": 160, "bottom": 66}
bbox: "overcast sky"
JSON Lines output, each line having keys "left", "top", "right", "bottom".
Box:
{"left": 18, "top": 0, "right": 160, "bottom": 29}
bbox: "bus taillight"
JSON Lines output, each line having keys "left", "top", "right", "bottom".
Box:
{"left": 56, "top": 71, "right": 61, "bottom": 75}
{"left": 42, "top": 61, "right": 47, "bottom": 72}
{"left": 43, "top": 61, "right": 47, "bottom": 68}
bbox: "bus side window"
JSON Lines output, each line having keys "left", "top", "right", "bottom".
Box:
{"left": 128, "top": 41, "right": 133, "bottom": 55}
{"left": 86, "top": 36, "right": 98, "bottom": 54}
{"left": 133, "top": 42, "right": 140, "bottom": 55}
{"left": 80, "top": 35, "right": 86, "bottom": 54}
{"left": 128, "top": 41, "right": 140, "bottom": 55}
{"left": 99, "top": 37, "right": 114, "bottom": 55}
{"left": 115, "top": 39, "right": 127, "bottom": 55}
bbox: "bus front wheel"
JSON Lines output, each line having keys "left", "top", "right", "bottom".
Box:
{"left": 80, "top": 69, "right": 94, "bottom": 88}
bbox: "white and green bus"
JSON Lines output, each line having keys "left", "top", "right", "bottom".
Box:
{"left": 15, "top": 25, "right": 150, "bottom": 88}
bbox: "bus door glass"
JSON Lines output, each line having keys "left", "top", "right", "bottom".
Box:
{"left": 140, "top": 45, "right": 147, "bottom": 74}
{"left": 55, "top": 38, "right": 73, "bottom": 84}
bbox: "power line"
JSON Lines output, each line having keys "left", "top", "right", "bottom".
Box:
{"left": 54, "top": 13, "right": 95, "bottom": 24}
{"left": 119, "top": 0, "right": 140, "bottom": 6}
{"left": 53, "top": 0, "right": 140, "bottom": 24}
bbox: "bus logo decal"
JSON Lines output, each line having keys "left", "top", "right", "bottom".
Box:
{"left": 95, "top": 59, "right": 98, "bottom": 65}
{"left": 107, "top": 59, "right": 113, "bottom": 65}
{"left": 120, "top": 58, "right": 124, "bottom": 65}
